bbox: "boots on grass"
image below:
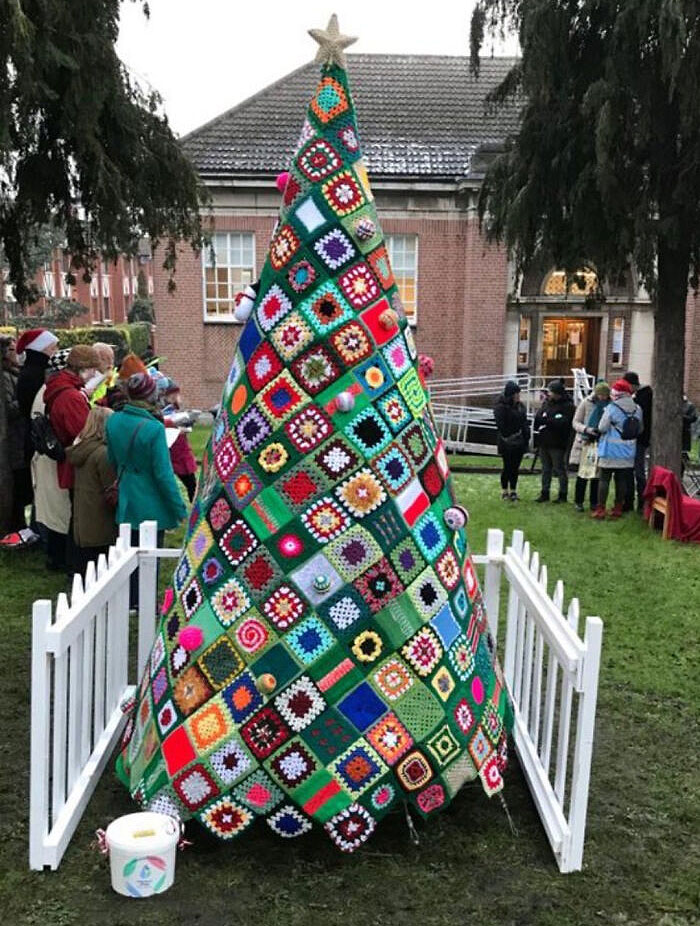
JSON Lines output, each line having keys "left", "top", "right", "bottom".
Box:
{"left": 534, "top": 493, "right": 550, "bottom": 503}
{"left": 591, "top": 505, "right": 606, "bottom": 519}
{"left": 609, "top": 504, "right": 624, "bottom": 519}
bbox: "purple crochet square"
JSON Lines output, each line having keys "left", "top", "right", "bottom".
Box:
{"left": 313, "top": 228, "right": 356, "bottom": 271}
{"left": 236, "top": 405, "right": 271, "bottom": 453}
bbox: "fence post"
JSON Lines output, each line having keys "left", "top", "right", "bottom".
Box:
{"left": 29, "top": 599, "right": 52, "bottom": 871}
{"left": 137, "top": 520, "right": 159, "bottom": 678}
{"left": 503, "top": 529, "right": 524, "bottom": 688}
{"left": 482, "top": 528, "right": 504, "bottom": 641}
{"left": 563, "top": 615, "right": 603, "bottom": 872}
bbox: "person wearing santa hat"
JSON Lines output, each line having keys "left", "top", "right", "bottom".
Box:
{"left": 592, "top": 378, "right": 643, "bottom": 519}
{"left": 15, "top": 328, "right": 59, "bottom": 423}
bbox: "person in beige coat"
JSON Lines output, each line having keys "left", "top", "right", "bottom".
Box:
{"left": 569, "top": 381, "right": 611, "bottom": 512}
{"left": 66, "top": 406, "right": 117, "bottom": 576}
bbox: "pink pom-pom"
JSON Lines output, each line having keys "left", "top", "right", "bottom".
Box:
{"left": 178, "top": 626, "right": 203, "bottom": 652}
{"left": 160, "top": 588, "right": 174, "bottom": 615}
{"left": 275, "top": 171, "right": 290, "bottom": 194}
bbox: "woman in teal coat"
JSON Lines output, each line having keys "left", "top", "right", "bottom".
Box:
{"left": 106, "top": 373, "right": 187, "bottom": 539}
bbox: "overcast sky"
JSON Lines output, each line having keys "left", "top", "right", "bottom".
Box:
{"left": 116, "top": 1, "right": 519, "bottom": 137}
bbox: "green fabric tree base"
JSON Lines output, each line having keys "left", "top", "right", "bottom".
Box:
{"left": 117, "top": 51, "right": 513, "bottom": 853}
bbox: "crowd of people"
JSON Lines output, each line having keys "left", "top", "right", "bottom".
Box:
{"left": 1, "top": 327, "right": 196, "bottom": 578}
{"left": 494, "top": 372, "right": 697, "bottom": 519}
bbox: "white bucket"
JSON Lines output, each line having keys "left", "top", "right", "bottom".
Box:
{"left": 105, "top": 812, "right": 179, "bottom": 897}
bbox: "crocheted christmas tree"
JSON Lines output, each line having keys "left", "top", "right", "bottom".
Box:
{"left": 117, "top": 19, "right": 513, "bottom": 852}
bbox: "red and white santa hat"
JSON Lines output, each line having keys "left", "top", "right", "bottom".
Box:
{"left": 16, "top": 328, "right": 58, "bottom": 356}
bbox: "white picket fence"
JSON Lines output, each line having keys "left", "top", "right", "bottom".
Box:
{"left": 473, "top": 528, "right": 602, "bottom": 873}
{"left": 29, "top": 524, "right": 601, "bottom": 874}
{"left": 29, "top": 522, "right": 178, "bottom": 871}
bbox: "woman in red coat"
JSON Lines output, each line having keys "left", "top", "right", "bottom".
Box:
{"left": 44, "top": 345, "right": 100, "bottom": 490}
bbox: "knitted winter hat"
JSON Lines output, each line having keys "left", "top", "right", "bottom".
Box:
{"left": 622, "top": 371, "right": 640, "bottom": 387}
{"left": 611, "top": 378, "right": 634, "bottom": 397}
{"left": 118, "top": 352, "right": 148, "bottom": 380}
{"left": 126, "top": 371, "right": 158, "bottom": 402}
{"left": 548, "top": 379, "right": 566, "bottom": 396}
{"left": 504, "top": 380, "right": 521, "bottom": 398}
{"left": 163, "top": 379, "right": 180, "bottom": 396}
{"left": 593, "top": 381, "right": 611, "bottom": 397}
{"left": 47, "top": 348, "right": 71, "bottom": 373}
{"left": 16, "top": 328, "right": 58, "bottom": 356}
{"left": 67, "top": 344, "right": 100, "bottom": 371}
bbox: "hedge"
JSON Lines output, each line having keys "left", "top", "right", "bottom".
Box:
{"left": 54, "top": 322, "right": 151, "bottom": 362}
{"left": 1, "top": 322, "right": 151, "bottom": 362}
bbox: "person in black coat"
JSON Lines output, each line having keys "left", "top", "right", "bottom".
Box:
{"left": 494, "top": 381, "right": 530, "bottom": 500}
{"left": 16, "top": 329, "right": 59, "bottom": 421}
{"left": 533, "top": 380, "right": 575, "bottom": 503}
{"left": 623, "top": 371, "right": 652, "bottom": 510}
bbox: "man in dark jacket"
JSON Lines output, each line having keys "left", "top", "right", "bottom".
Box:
{"left": 623, "top": 371, "right": 652, "bottom": 510}
{"left": 533, "top": 380, "right": 575, "bottom": 502}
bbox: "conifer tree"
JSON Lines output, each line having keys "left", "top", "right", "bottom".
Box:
{"left": 0, "top": 0, "right": 205, "bottom": 306}
{"left": 471, "top": 0, "right": 700, "bottom": 473}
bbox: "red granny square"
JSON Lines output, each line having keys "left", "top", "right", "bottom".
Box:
{"left": 360, "top": 298, "right": 398, "bottom": 346}
{"left": 281, "top": 471, "right": 318, "bottom": 506}
{"left": 162, "top": 725, "right": 196, "bottom": 776}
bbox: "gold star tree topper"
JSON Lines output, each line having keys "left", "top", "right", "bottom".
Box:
{"left": 308, "top": 14, "right": 357, "bottom": 69}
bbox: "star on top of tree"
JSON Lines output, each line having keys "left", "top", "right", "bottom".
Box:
{"left": 308, "top": 14, "right": 357, "bottom": 69}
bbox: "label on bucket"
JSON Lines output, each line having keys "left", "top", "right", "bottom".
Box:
{"left": 122, "top": 855, "right": 168, "bottom": 897}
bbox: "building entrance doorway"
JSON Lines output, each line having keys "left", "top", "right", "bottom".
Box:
{"left": 541, "top": 317, "right": 600, "bottom": 379}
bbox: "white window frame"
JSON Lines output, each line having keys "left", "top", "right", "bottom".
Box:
{"left": 202, "top": 232, "right": 256, "bottom": 323}
{"left": 518, "top": 315, "right": 531, "bottom": 368}
{"left": 386, "top": 234, "right": 418, "bottom": 325}
{"left": 43, "top": 266, "right": 56, "bottom": 298}
{"left": 611, "top": 316, "right": 625, "bottom": 367}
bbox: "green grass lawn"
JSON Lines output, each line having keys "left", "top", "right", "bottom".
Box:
{"left": 1, "top": 458, "right": 698, "bottom": 925}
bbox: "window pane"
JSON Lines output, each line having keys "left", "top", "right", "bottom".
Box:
{"left": 202, "top": 232, "right": 255, "bottom": 319}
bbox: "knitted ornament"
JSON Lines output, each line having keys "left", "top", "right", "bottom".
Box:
{"left": 444, "top": 505, "right": 469, "bottom": 530}
{"left": 335, "top": 390, "right": 355, "bottom": 412}
{"left": 256, "top": 673, "right": 277, "bottom": 694}
{"left": 275, "top": 171, "right": 290, "bottom": 194}
{"left": 418, "top": 354, "right": 435, "bottom": 379}
{"left": 116, "top": 22, "right": 512, "bottom": 854}
{"left": 379, "top": 308, "right": 399, "bottom": 330}
{"left": 353, "top": 216, "right": 376, "bottom": 240}
{"left": 161, "top": 587, "right": 174, "bottom": 614}
{"left": 234, "top": 283, "right": 259, "bottom": 322}
{"left": 178, "top": 626, "right": 204, "bottom": 651}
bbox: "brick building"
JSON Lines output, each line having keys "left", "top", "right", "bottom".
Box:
{"left": 2, "top": 245, "right": 154, "bottom": 328}
{"left": 152, "top": 55, "right": 700, "bottom": 409}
